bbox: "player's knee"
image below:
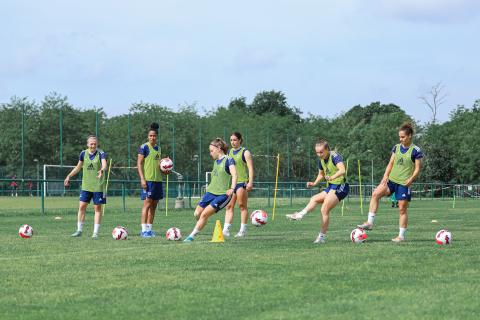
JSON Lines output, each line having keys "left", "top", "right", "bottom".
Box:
{"left": 238, "top": 202, "right": 247, "bottom": 211}
{"left": 320, "top": 206, "right": 330, "bottom": 216}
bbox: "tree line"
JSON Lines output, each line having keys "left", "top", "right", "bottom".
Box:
{"left": 1, "top": 91, "right": 479, "bottom": 183}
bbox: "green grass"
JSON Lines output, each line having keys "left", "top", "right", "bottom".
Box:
{"left": 0, "top": 198, "right": 479, "bottom": 320}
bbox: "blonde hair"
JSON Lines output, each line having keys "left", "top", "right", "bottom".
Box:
{"left": 210, "top": 138, "right": 228, "bottom": 154}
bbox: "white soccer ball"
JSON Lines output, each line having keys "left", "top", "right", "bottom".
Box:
{"left": 435, "top": 229, "right": 452, "bottom": 245}
{"left": 160, "top": 158, "right": 173, "bottom": 174}
{"left": 350, "top": 227, "right": 368, "bottom": 243}
{"left": 166, "top": 227, "right": 182, "bottom": 241}
{"left": 112, "top": 226, "right": 128, "bottom": 240}
{"left": 18, "top": 224, "right": 33, "bottom": 238}
{"left": 251, "top": 210, "right": 268, "bottom": 226}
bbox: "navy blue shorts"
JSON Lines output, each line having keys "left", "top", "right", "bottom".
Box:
{"left": 387, "top": 180, "right": 411, "bottom": 201}
{"left": 79, "top": 190, "right": 106, "bottom": 205}
{"left": 198, "top": 192, "right": 231, "bottom": 212}
{"left": 234, "top": 182, "right": 246, "bottom": 192}
{"left": 141, "top": 181, "right": 164, "bottom": 201}
{"left": 323, "top": 183, "right": 349, "bottom": 201}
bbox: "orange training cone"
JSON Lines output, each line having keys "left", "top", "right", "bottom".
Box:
{"left": 210, "top": 220, "right": 225, "bottom": 243}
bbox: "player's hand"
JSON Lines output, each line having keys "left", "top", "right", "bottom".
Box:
{"left": 325, "top": 176, "right": 331, "bottom": 182}
{"left": 64, "top": 177, "right": 70, "bottom": 187}
{"left": 246, "top": 182, "right": 253, "bottom": 192}
{"left": 306, "top": 182, "right": 315, "bottom": 188}
{"left": 405, "top": 179, "right": 413, "bottom": 187}
{"left": 97, "top": 170, "right": 103, "bottom": 179}
{"left": 141, "top": 179, "right": 147, "bottom": 189}
{"left": 226, "top": 188, "right": 234, "bottom": 196}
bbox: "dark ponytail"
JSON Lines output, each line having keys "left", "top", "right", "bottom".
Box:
{"left": 399, "top": 122, "right": 414, "bottom": 136}
{"left": 149, "top": 122, "right": 159, "bottom": 134}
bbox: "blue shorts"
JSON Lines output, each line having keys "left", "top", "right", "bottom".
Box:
{"left": 198, "top": 192, "right": 231, "bottom": 212}
{"left": 234, "top": 182, "right": 246, "bottom": 192}
{"left": 79, "top": 190, "right": 106, "bottom": 205}
{"left": 323, "top": 183, "right": 349, "bottom": 201}
{"left": 141, "top": 181, "right": 164, "bottom": 201}
{"left": 387, "top": 180, "right": 411, "bottom": 201}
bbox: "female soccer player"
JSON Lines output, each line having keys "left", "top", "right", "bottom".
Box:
{"left": 357, "top": 122, "right": 423, "bottom": 242}
{"left": 286, "top": 139, "right": 349, "bottom": 244}
{"left": 137, "top": 122, "right": 164, "bottom": 238}
{"left": 64, "top": 135, "right": 107, "bottom": 239}
{"left": 223, "top": 132, "right": 254, "bottom": 238}
{"left": 184, "top": 138, "right": 237, "bottom": 242}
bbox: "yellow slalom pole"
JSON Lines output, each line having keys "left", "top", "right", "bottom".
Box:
{"left": 272, "top": 154, "right": 280, "bottom": 221}
{"left": 358, "top": 159, "right": 363, "bottom": 215}
{"left": 452, "top": 193, "right": 456, "bottom": 209}
{"left": 102, "top": 159, "right": 113, "bottom": 216}
{"left": 165, "top": 174, "right": 169, "bottom": 216}
{"left": 342, "top": 159, "right": 349, "bottom": 216}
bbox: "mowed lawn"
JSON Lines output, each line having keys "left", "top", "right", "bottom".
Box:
{"left": 0, "top": 197, "right": 479, "bottom": 320}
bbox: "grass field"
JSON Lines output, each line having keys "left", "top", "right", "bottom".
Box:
{"left": 0, "top": 197, "right": 479, "bottom": 320}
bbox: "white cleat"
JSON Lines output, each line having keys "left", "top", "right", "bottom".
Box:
{"left": 286, "top": 212, "right": 304, "bottom": 221}
{"left": 391, "top": 236, "right": 405, "bottom": 243}
{"left": 223, "top": 229, "right": 231, "bottom": 237}
{"left": 356, "top": 222, "right": 373, "bottom": 230}
{"left": 234, "top": 231, "right": 247, "bottom": 238}
{"left": 313, "top": 235, "right": 326, "bottom": 244}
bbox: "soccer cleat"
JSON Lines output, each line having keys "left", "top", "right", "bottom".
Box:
{"left": 234, "top": 230, "right": 247, "bottom": 238}
{"left": 356, "top": 222, "right": 373, "bottom": 230}
{"left": 313, "top": 234, "right": 326, "bottom": 244}
{"left": 140, "top": 231, "right": 152, "bottom": 238}
{"left": 391, "top": 236, "right": 405, "bottom": 243}
{"left": 91, "top": 233, "right": 98, "bottom": 240}
{"left": 149, "top": 230, "right": 157, "bottom": 238}
{"left": 286, "top": 212, "right": 304, "bottom": 221}
{"left": 183, "top": 236, "right": 194, "bottom": 243}
{"left": 223, "top": 229, "right": 231, "bottom": 237}
{"left": 71, "top": 230, "right": 82, "bottom": 237}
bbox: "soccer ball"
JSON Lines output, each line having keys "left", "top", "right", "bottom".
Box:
{"left": 166, "top": 227, "right": 182, "bottom": 241}
{"left": 435, "top": 229, "right": 452, "bottom": 245}
{"left": 350, "top": 227, "right": 368, "bottom": 243}
{"left": 160, "top": 158, "right": 173, "bottom": 174}
{"left": 19, "top": 224, "right": 33, "bottom": 238}
{"left": 251, "top": 210, "right": 268, "bottom": 226}
{"left": 112, "top": 226, "right": 128, "bottom": 240}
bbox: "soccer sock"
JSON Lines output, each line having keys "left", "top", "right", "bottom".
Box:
{"left": 93, "top": 224, "right": 100, "bottom": 234}
{"left": 239, "top": 223, "right": 247, "bottom": 232}
{"left": 299, "top": 208, "right": 308, "bottom": 216}
{"left": 77, "top": 222, "right": 84, "bottom": 232}
{"left": 189, "top": 228, "right": 200, "bottom": 238}
{"left": 146, "top": 224, "right": 152, "bottom": 231}
{"left": 223, "top": 223, "right": 232, "bottom": 232}
{"left": 399, "top": 228, "right": 407, "bottom": 238}
{"left": 141, "top": 224, "right": 147, "bottom": 232}
{"left": 318, "top": 232, "right": 326, "bottom": 239}
{"left": 367, "top": 212, "right": 376, "bottom": 225}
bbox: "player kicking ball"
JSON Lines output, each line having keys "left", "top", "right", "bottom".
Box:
{"left": 357, "top": 122, "right": 423, "bottom": 242}
{"left": 286, "top": 139, "right": 349, "bottom": 244}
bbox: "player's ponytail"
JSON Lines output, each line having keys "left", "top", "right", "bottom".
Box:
{"left": 210, "top": 138, "right": 228, "bottom": 154}
{"left": 149, "top": 122, "right": 159, "bottom": 134}
{"left": 399, "top": 122, "right": 414, "bottom": 136}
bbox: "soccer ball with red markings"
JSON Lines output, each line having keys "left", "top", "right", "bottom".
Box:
{"left": 166, "top": 227, "right": 182, "bottom": 241}
{"left": 350, "top": 227, "right": 368, "bottom": 243}
{"left": 160, "top": 158, "right": 173, "bottom": 174}
{"left": 18, "top": 224, "right": 33, "bottom": 238}
{"left": 251, "top": 210, "right": 268, "bottom": 226}
{"left": 112, "top": 226, "right": 128, "bottom": 240}
{"left": 435, "top": 229, "right": 452, "bottom": 245}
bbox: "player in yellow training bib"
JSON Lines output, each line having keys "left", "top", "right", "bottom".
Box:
{"left": 64, "top": 135, "right": 107, "bottom": 239}
{"left": 357, "top": 122, "right": 423, "bottom": 242}
{"left": 223, "top": 132, "right": 254, "bottom": 238}
{"left": 137, "top": 123, "right": 164, "bottom": 238}
{"left": 184, "top": 138, "right": 237, "bottom": 242}
{"left": 286, "top": 139, "right": 349, "bottom": 244}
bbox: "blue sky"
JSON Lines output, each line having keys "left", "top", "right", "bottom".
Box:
{"left": 1, "top": 0, "right": 479, "bottom": 123}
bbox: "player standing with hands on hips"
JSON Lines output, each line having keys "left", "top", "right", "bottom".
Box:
{"left": 64, "top": 135, "right": 107, "bottom": 239}
{"left": 357, "top": 122, "right": 423, "bottom": 242}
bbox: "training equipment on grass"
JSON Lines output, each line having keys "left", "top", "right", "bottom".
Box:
{"left": 160, "top": 158, "right": 173, "bottom": 174}
{"left": 251, "top": 210, "right": 268, "bottom": 226}
{"left": 350, "top": 227, "right": 367, "bottom": 243}
{"left": 210, "top": 220, "right": 225, "bottom": 242}
{"left": 112, "top": 226, "right": 128, "bottom": 240}
{"left": 272, "top": 153, "right": 280, "bottom": 221}
{"left": 102, "top": 158, "right": 113, "bottom": 216}
{"left": 18, "top": 224, "right": 33, "bottom": 238}
{"left": 435, "top": 229, "right": 452, "bottom": 245}
{"left": 166, "top": 227, "right": 182, "bottom": 241}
